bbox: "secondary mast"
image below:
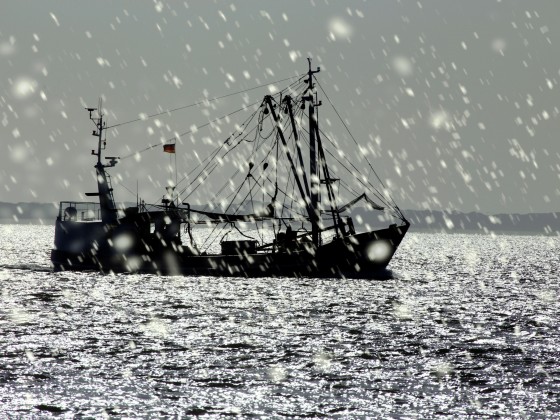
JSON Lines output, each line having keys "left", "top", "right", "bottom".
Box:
{"left": 86, "top": 104, "right": 118, "bottom": 224}
{"left": 304, "top": 58, "right": 321, "bottom": 246}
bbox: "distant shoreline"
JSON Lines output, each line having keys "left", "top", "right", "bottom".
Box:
{"left": 0, "top": 202, "right": 558, "bottom": 236}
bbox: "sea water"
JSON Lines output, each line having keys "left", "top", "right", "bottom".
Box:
{"left": 0, "top": 225, "right": 558, "bottom": 417}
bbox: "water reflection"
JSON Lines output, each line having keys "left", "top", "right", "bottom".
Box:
{"left": 0, "top": 226, "right": 558, "bottom": 417}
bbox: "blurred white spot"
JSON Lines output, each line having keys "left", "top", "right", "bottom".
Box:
{"left": 96, "top": 57, "right": 110, "bottom": 67}
{"left": 367, "top": 240, "right": 392, "bottom": 262}
{"left": 393, "top": 303, "right": 412, "bottom": 320}
{"left": 13, "top": 78, "right": 37, "bottom": 99}
{"left": 313, "top": 352, "right": 332, "bottom": 371}
{"left": 0, "top": 41, "right": 15, "bottom": 56}
{"left": 267, "top": 366, "right": 287, "bottom": 382}
{"left": 537, "top": 290, "right": 555, "bottom": 303}
{"left": 10, "top": 145, "right": 28, "bottom": 163}
{"left": 392, "top": 56, "right": 413, "bottom": 77}
{"left": 429, "top": 110, "right": 452, "bottom": 131}
{"left": 164, "top": 73, "right": 183, "bottom": 89}
{"left": 328, "top": 17, "right": 353, "bottom": 40}
{"left": 405, "top": 87, "right": 415, "bottom": 97}
{"left": 10, "top": 308, "right": 33, "bottom": 324}
{"left": 25, "top": 350, "right": 36, "bottom": 362}
{"left": 125, "top": 256, "right": 143, "bottom": 272}
{"left": 401, "top": 119, "right": 409, "bottom": 130}
{"left": 12, "top": 128, "right": 21, "bottom": 139}
{"left": 142, "top": 318, "right": 169, "bottom": 338}
{"left": 113, "top": 232, "right": 134, "bottom": 252}
{"left": 492, "top": 38, "right": 506, "bottom": 54}
{"left": 289, "top": 50, "right": 298, "bottom": 62}
{"left": 488, "top": 215, "right": 501, "bottom": 225}
{"left": 433, "top": 362, "right": 454, "bottom": 379}
{"left": 50, "top": 12, "right": 60, "bottom": 26}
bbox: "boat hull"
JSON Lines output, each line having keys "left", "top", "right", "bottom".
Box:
{"left": 51, "top": 222, "right": 409, "bottom": 279}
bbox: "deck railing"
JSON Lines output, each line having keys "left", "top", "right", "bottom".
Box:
{"left": 58, "top": 201, "right": 101, "bottom": 221}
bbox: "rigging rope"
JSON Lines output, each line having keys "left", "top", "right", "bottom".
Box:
{"left": 120, "top": 77, "right": 306, "bottom": 161}
{"left": 176, "top": 107, "right": 262, "bottom": 198}
{"left": 176, "top": 79, "right": 306, "bottom": 201}
{"left": 106, "top": 75, "right": 303, "bottom": 130}
{"left": 315, "top": 80, "right": 405, "bottom": 219}
{"left": 119, "top": 103, "right": 260, "bottom": 160}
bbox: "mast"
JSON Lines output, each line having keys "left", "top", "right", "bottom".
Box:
{"left": 86, "top": 104, "right": 118, "bottom": 224}
{"left": 315, "top": 126, "right": 342, "bottom": 238}
{"left": 283, "top": 95, "right": 310, "bottom": 199}
{"left": 304, "top": 58, "right": 321, "bottom": 246}
{"left": 264, "top": 95, "right": 315, "bottom": 224}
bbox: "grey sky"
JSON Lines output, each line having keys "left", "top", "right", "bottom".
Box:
{"left": 1, "top": 0, "right": 559, "bottom": 213}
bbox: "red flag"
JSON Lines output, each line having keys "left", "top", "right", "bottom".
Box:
{"left": 163, "top": 144, "right": 175, "bottom": 153}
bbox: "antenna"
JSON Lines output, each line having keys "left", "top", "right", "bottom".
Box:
{"left": 86, "top": 97, "right": 112, "bottom": 167}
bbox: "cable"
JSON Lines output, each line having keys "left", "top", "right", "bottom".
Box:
{"left": 315, "top": 79, "right": 404, "bottom": 219}
{"left": 106, "top": 75, "right": 303, "bottom": 129}
{"left": 120, "top": 102, "right": 259, "bottom": 160}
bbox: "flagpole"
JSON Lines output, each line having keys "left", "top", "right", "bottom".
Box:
{"left": 163, "top": 141, "right": 178, "bottom": 205}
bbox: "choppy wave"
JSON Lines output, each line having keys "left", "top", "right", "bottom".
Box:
{"left": 0, "top": 226, "right": 558, "bottom": 417}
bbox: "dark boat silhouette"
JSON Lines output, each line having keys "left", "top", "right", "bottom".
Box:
{"left": 51, "top": 60, "right": 409, "bottom": 278}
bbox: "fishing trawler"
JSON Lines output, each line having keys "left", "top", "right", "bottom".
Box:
{"left": 51, "top": 59, "right": 409, "bottom": 278}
